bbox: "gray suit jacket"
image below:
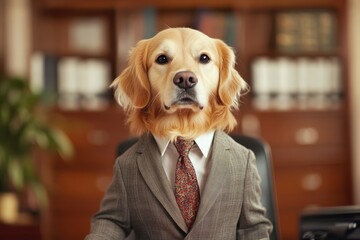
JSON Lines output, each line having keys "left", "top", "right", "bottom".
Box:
{"left": 85, "top": 131, "right": 272, "bottom": 240}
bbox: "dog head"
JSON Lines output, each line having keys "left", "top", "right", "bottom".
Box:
{"left": 112, "top": 28, "right": 247, "bottom": 140}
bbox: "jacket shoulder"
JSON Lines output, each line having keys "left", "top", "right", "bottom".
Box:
{"left": 115, "top": 133, "right": 153, "bottom": 167}
{"left": 217, "top": 132, "right": 254, "bottom": 158}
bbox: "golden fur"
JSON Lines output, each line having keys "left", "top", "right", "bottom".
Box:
{"left": 111, "top": 28, "right": 247, "bottom": 141}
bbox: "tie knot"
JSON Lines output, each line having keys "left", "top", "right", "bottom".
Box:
{"left": 174, "top": 138, "right": 195, "bottom": 157}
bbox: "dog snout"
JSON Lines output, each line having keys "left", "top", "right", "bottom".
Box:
{"left": 173, "top": 71, "right": 198, "bottom": 90}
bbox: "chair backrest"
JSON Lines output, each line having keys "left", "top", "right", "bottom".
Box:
{"left": 116, "top": 134, "right": 279, "bottom": 240}
{"left": 229, "top": 134, "right": 279, "bottom": 240}
{"left": 116, "top": 137, "right": 138, "bottom": 157}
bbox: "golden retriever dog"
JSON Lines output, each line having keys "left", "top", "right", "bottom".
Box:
{"left": 86, "top": 28, "right": 273, "bottom": 239}
{"left": 111, "top": 27, "right": 248, "bottom": 140}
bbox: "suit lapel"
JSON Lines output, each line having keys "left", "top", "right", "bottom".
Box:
{"left": 192, "top": 131, "right": 232, "bottom": 229}
{"left": 135, "top": 133, "right": 188, "bottom": 232}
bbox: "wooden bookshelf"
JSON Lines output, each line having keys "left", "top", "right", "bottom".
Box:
{"left": 38, "top": 0, "right": 343, "bottom": 10}
{"left": 32, "top": 1, "right": 352, "bottom": 240}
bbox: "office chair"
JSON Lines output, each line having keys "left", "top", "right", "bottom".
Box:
{"left": 116, "top": 134, "right": 279, "bottom": 240}
{"left": 300, "top": 206, "right": 360, "bottom": 240}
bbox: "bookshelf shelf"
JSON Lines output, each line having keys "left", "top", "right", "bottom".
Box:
{"left": 38, "top": 51, "right": 114, "bottom": 60}
{"left": 250, "top": 51, "right": 343, "bottom": 59}
{"left": 37, "top": 0, "right": 343, "bottom": 10}
{"left": 247, "top": 108, "right": 346, "bottom": 115}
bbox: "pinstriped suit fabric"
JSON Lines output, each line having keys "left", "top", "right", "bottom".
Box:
{"left": 85, "top": 131, "right": 272, "bottom": 240}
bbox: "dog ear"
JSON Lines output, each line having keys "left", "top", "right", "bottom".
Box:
{"left": 216, "top": 40, "right": 248, "bottom": 108}
{"left": 111, "top": 39, "right": 151, "bottom": 110}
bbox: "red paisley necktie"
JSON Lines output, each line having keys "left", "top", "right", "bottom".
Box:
{"left": 174, "top": 138, "right": 200, "bottom": 229}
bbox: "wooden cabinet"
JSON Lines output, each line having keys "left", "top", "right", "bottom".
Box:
{"left": 44, "top": 108, "right": 131, "bottom": 240}
{"left": 236, "top": 110, "right": 352, "bottom": 239}
{"left": 32, "top": 1, "right": 352, "bottom": 240}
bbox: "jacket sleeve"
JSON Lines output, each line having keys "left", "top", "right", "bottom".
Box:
{"left": 236, "top": 150, "right": 273, "bottom": 240}
{"left": 85, "top": 159, "right": 131, "bottom": 240}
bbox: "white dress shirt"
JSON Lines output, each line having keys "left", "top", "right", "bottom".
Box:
{"left": 153, "top": 131, "right": 215, "bottom": 195}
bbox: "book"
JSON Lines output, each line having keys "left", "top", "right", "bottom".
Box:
{"left": 276, "top": 12, "right": 299, "bottom": 53}
{"left": 275, "top": 57, "right": 297, "bottom": 110}
{"left": 30, "top": 52, "right": 45, "bottom": 93}
{"left": 251, "top": 57, "right": 273, "bottom": 110}
{"left": 318, "top": 11, "right": 337, "bottom": 52}
{"left": 116, "top": 8, "right": 155, "bottom": 73}
{"left": 57, "top": 57, "right": 80, "bottom": 110}
{"left": 78, "top": 59, "right": 111, "bottom": 110}
{"left": 43, "top": 54, "right": 58, "bottom": 95}
{"left": 29, "top": 53, "right": 58, "bottom": 95}
{"left": 69, "top": 17, "right": 107, "bottom": 54}
{"left": 275, "top": 10, "right": 337, "bottom": 53}
{"left": 196, "top": 10, "right": 235, "bottom": 47}
{"left": 251, "top": 56, "right": 343, "bottom": 111}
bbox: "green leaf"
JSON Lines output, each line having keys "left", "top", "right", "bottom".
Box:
{"left": 8, "top": 159, "right": 24, "bottom": 190}
{"left": 31, "top": 126, "right": 51, "bottom": 150}
{"left": 48, "top": 128, "right": 74, "bottom": 159}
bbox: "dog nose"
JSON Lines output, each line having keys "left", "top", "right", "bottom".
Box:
{"left": 173, "top": 71, "right": 198, "bottom": 89}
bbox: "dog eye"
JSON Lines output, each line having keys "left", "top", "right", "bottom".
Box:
{"left": 156, "top": 55, "right": 169, "bottom": 65}
{"left": 199, "top": 54, "right": 211, "bottom": 64}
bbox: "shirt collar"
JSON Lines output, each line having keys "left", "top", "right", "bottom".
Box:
{"left": 153, "top": 131, "right": 215, "bottom": 158}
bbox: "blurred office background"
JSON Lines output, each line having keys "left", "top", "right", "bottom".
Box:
{"left": 0, "top": 0, "right": 359, "bottom": 239}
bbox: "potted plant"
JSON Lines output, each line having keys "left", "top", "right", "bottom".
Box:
{"left": 0, "top": 76, "right": 73, "bottom": 223}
